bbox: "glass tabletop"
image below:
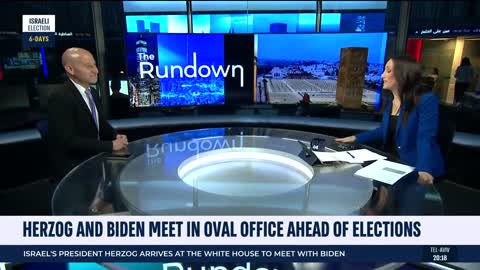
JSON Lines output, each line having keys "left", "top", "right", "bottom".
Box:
{"left": 52, "top": 127, "right": 443, "bottom": 216}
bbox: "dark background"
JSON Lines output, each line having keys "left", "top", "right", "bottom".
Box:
{"left": 224, "top": 34, "right": 255, "bottom": 106}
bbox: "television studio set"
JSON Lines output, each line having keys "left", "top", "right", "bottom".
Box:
{"left": 0, "top": 1, "right": 480, "bottom": 269}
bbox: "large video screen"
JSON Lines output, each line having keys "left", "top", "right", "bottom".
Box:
{"left": 321, "top": 12, "right": 385, "bottom": 33}
{"left": 3, "top": 52, "right": 42, "bottom": 70}
{"left": 125, "top": 15, "right": 188, "bottom": 33}
{"left": 193, "top": 13, "right": 316, "bottom": 34}
{"left": 125, "top": 33, "right": 254, "bottom": 107}
{"left": 340, "top": 12, "right": 385, "bottom": 33}
{"left": 254, "top": 33, "right": 388, "bottom": 105}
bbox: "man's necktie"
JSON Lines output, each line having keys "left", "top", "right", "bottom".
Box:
{"left": 85, "top": 87, "right": 99, "bottom": 139}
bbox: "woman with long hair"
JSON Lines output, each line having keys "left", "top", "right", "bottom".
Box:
{"left": 336, "top": 56, "right": 445, "bottom": 213}
{"left": 337, "top": 56, "right": 444, "bottom": 181}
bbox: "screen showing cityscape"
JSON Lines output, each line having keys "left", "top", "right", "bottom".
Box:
{"left": 3, "top": 52, "right": 42, "bottom": 70}
{"left": 125, "top": 34, "right": 254, "bottom": 107}
{"left": 321, "top": 12, "right": 385, "bottom": 33}
{"left": 192, "top": 13, "right": 316, "bottom": 33}
{"left": 254, "top": 32, "right": 388, "bottom": 105}
{"left": 340, "top": 12, "right": 386, "bottom": 33}
{"left": 126, "top": 15, "right": 188, "bottom": 33}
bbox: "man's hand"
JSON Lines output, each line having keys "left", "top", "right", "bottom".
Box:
{"left": 417, "top": 171, "right": 434, "bottom": 185}
{"left": 116, "top": 134, "right": 128, "bottom": 145}
{"left": 112, "top": 135, "right": 128, "bottom": 151}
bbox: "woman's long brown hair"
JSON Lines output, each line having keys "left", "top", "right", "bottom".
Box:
{"left": 389, "top": 56, "right": 431, "bottom": 125}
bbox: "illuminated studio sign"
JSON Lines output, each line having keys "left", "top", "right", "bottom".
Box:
{"left": 22, "top": 15, "right": 56, "bottom": 48}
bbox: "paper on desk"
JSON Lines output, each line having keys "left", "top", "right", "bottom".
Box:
{"left": 313, "top": 149, "right": 386, "bottom": 163}
{"left": 354, "top": 159, "right": 415, "bottom": 185}
{"left": 313, "top": 152, "right": 343, "bottom": 162}
{"left": 345, "top": 149, "right": 387, "bottom": 162}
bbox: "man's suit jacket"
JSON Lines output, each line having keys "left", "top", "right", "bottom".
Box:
{"left": 48, "top": 80, "right": 117, "bottom": 181}
{"left": 355, "top": 92, "right": 445, "bottom": 178}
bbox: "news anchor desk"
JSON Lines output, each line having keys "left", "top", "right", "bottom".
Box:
{"left": 51, "top": 127, "right": 442, "bottom": 216}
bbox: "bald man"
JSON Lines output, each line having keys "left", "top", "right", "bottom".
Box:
{"left": 48, "top": 48, "right": 128, "bottom": 182}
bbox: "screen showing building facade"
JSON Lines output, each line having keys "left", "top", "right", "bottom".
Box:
{"left": 254, "top": 32, "right": 388, "bottom": 105}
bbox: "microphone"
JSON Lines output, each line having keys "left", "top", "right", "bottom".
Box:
{"left": 310, "top": 138, "right": 326, "bottom": 152}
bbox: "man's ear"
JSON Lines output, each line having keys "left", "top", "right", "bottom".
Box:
{"left": 64, "top": 64, "right": 74, "bottom": 75}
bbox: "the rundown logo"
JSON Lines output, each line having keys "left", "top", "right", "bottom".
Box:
{"left": 138, "top": 52, "right": 245, "bottom": 87}
{"left": 145, "top": 137, "right": 243, "bottom": 166}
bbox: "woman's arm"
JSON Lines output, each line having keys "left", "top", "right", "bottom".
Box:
{"left": 338, "top": 99, "right": 390, "bottom": 144}
{"left": 416, "top": 94, "right": 441, "bottom": 183}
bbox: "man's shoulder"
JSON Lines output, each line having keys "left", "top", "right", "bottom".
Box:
{"left": 49, "top": 81, "right": 75, "bottom": 101}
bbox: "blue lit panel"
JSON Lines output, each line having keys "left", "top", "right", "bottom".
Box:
{"left": 340, "top": 12, "right": 385, "bottom": 32}
{"left": 126, "top": 15, "right": 188, "bottom": 33}
{"left": 321, "top": 12, "right": 385, "bottom": 33}
{"left": 123, "top": 1, "right": 187, "bottom": 13}
{"left": 192, "top": 1, "right": 317, "bottom": 11}
{"left": 321, "top": 13, "right": 341, "bottom": 32}
{"left": 193, "top": 13, "right": 316, "bottom": 33}
{"left": 322, "top": 1, "right": 387, "bottom": 11}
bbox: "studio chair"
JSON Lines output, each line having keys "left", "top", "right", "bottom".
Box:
{"left": 436, "top": 103, "right": 457, "bottom": 182}
{"left": 423, "top": 103, "right": 457, "bottom": 215}
{"left": 35, "top": 119, "right": 55, "bottom": 184}
{"left": 36, "top": 119, "right": 48, "bottom": 141}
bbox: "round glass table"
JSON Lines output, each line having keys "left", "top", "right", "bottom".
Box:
{"left": 52, "top": 127, "right": 443, "bottom": 215}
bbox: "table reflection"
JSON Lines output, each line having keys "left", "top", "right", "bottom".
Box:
{"left": 52, "top": 127, "right": 442, "bottom": 216}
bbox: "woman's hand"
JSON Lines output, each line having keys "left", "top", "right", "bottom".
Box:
{"left": 417, "top": 171, "right": 434, "bottom": 185}
{"left": 335, "top": 136, "right": 356, "bottom": 143}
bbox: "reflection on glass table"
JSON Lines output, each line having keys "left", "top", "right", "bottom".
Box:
{"left": 52, "top": 127, "right": 442, "bottom": 216}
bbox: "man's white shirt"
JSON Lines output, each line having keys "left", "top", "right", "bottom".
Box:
{"left": 69, "top": 78, "right": 99, "bottom": 129}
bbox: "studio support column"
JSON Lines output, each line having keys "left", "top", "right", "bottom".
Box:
{"left": 186, "top": 1, "right": 193, "bottom": 33}
{"left": 395, "top": 1, "right": 411, "bottom": 56}
{"left": 91, "top": 1, "right": 109, "bottom": 118}
{"left": 316, "top": 1, "right": 322, "bottom": 32}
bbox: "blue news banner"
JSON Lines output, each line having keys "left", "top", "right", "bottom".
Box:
{"left": 4, "top": 245, "right": 480, "bottom": 262}
{"left": 1, "top": 218, "right": 479, "bottom": 262}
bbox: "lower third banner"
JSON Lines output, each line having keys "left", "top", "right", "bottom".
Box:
{"left": 1, "top": 245, "right": 478, "bottom": 262}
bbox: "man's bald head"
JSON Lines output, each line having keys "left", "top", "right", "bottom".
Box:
{"left": 62, "top": 47, "right": 99, "bottom": 88}
{"left": 62, "top": 47, "right": 93, "bottom": 66}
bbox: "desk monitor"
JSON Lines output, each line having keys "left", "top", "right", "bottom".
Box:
{"left": 108, "top": 80, "right": 128, "bottom": 95}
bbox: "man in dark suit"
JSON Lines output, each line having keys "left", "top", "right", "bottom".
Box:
{"left": 109, "top": 79, "right": 131, "bottom": 119}
{"left": 48, "top": 47, "right": 128, "bottom": 182}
